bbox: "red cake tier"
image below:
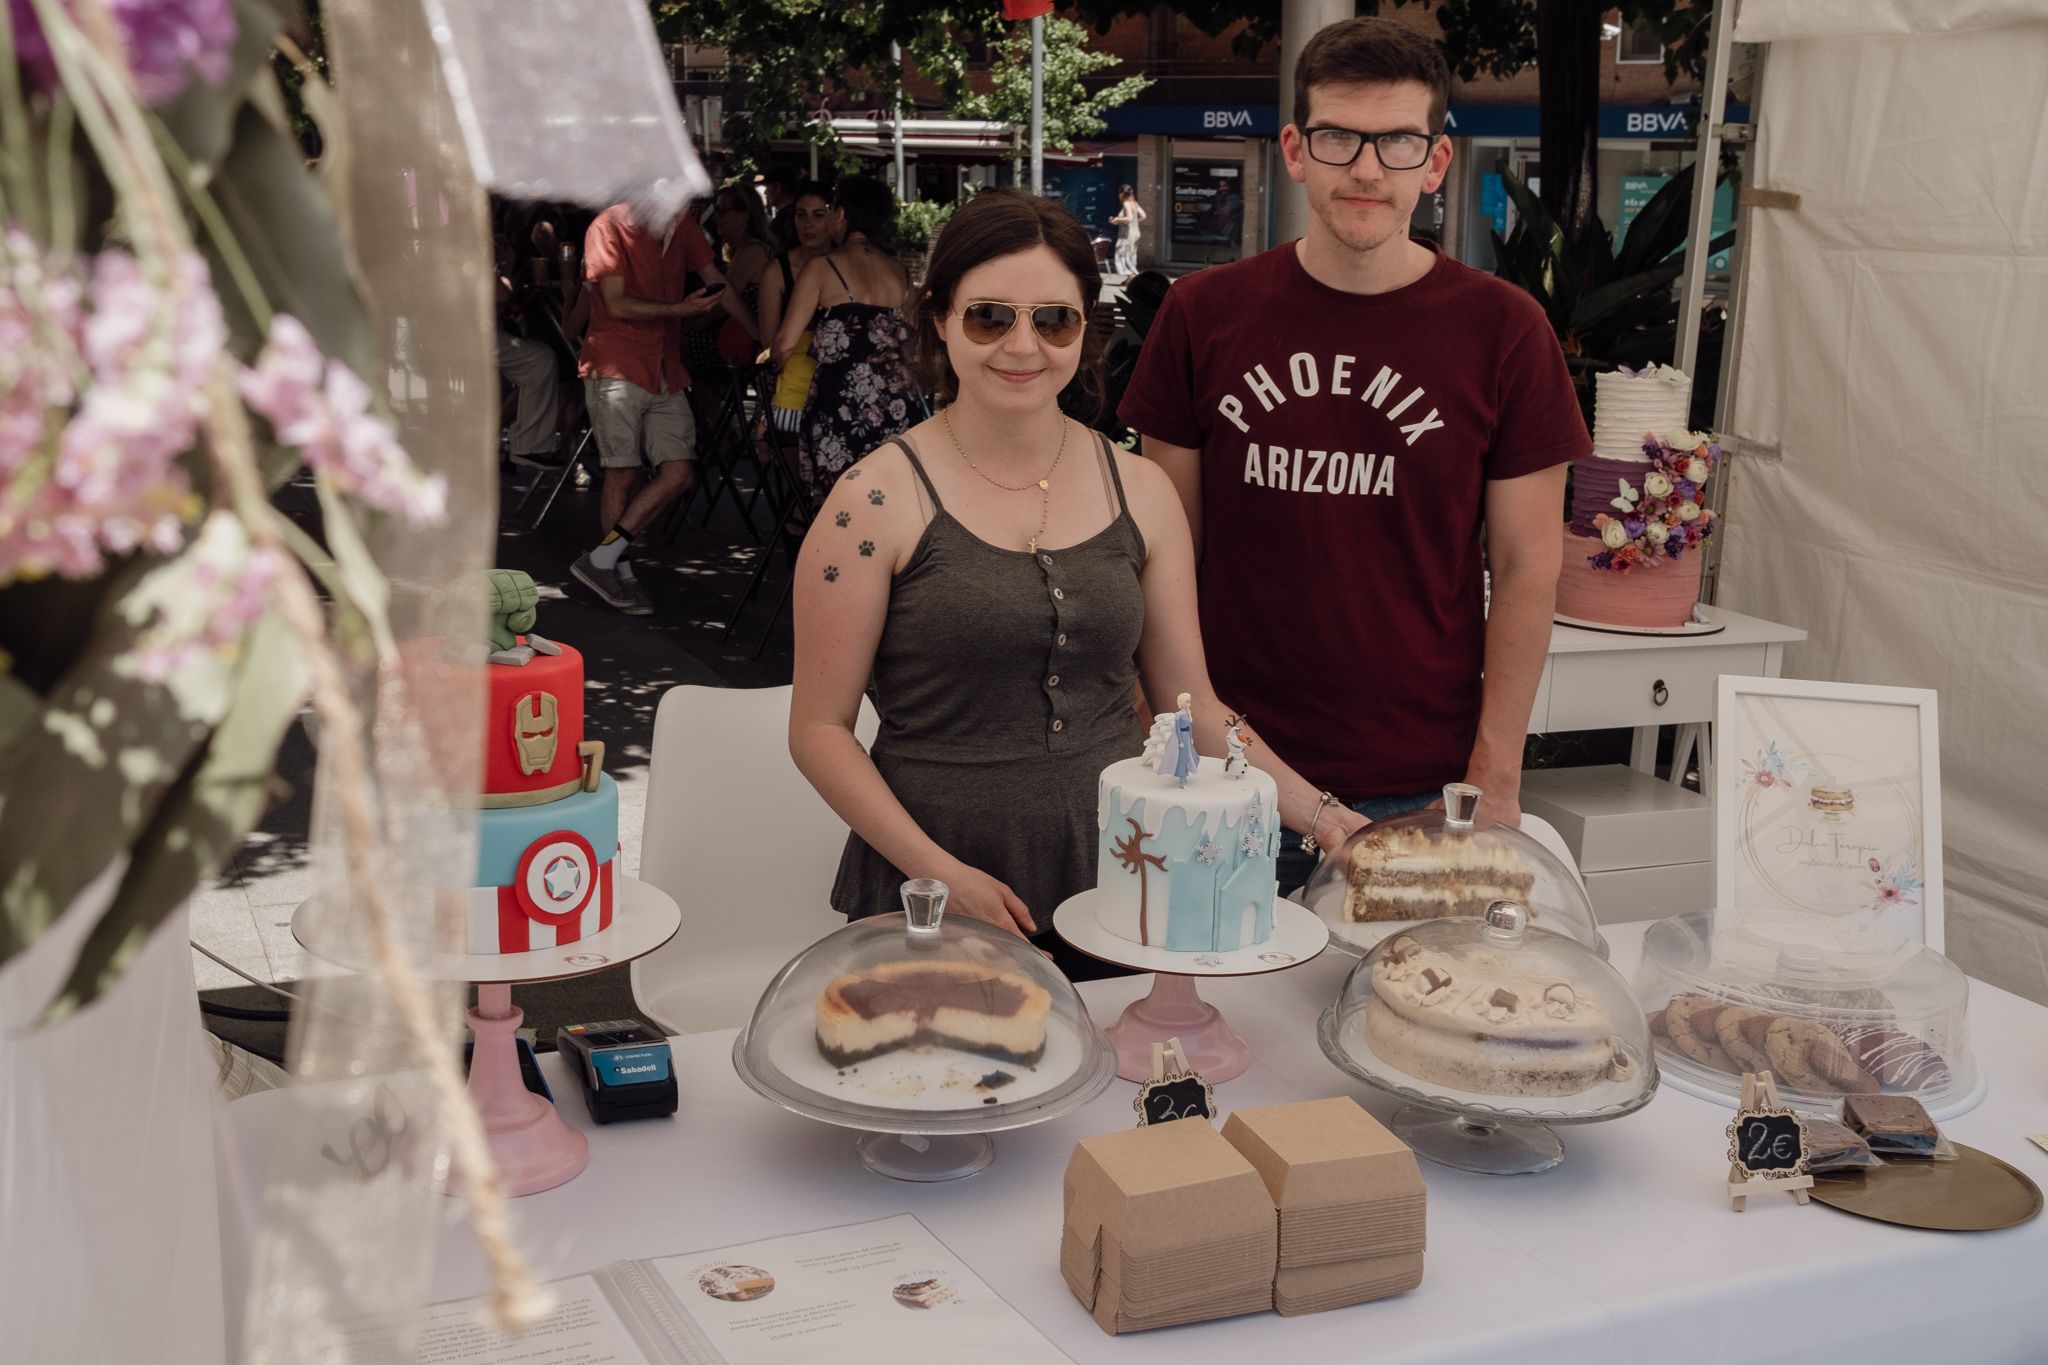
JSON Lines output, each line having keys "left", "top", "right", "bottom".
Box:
{"left": 484, "top": 643, "right": 588, "bottom": 799}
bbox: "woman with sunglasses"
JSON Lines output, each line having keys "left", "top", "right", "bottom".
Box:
{"left": 788, "top": 189, "right": 1340, "bottom": 976}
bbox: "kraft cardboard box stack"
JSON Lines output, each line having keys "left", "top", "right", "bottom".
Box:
{"left": 1061, "top": 1117, "right": 1277, "bottom": 1334}
{"left": 1220, "top": 1097, "right": 1427, "bottom": 1316}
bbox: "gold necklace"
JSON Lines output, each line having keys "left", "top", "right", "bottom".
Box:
{"left": 942, "top": 406, "right": 1068, "bottom": 554}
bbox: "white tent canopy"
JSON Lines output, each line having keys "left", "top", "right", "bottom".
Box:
{"left": 1720, "top": 0, "right": 2048, "bottom": 1000}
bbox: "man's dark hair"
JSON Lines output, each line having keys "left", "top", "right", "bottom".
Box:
{"left": 910, "top": 188, "right": 1105, "bottom": 417}
{"left": 1292, "top": 17, "right": 1450, "bottom": 134}
{"left": 763, "top": 164, "right": 804, "bottom": 193}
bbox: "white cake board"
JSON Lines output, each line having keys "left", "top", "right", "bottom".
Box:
{"left": 291, "top": 878, "right": 682, "bottom": 985}
{"left": 1051, "top": 889, "right": 1328, "bottom": 976}
{"left": 1553, "top": 607, "right": 1728, "bottom": 638}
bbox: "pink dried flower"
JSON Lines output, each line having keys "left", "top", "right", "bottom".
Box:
{"left": 8, "top": 0, "right": 238, "bottom": 107}
{"left": 237, "top": 315, "right": 447, "bottom": 525}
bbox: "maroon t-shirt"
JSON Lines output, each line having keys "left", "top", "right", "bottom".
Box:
{"left": 1119, "top": 242, "right": 1589, "bottom": 797}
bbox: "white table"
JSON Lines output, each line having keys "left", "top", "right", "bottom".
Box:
{"left": 219, "top": 923, "right": 2046, "bottom": 1364}
{"left": 1540, "top": 606, "right": 1806, "bottom": 791}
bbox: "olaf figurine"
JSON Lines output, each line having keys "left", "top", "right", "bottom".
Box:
{"left": 1223, "top": 713, "right": 1252, "bottom": 780}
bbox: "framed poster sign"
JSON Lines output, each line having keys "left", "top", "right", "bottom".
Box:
{"left": 1714, "top": 677, "right": 1943, "bottom": 949}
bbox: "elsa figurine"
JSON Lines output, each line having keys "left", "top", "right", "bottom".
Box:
{"left": 1155, "top": 692, "right": 1198, "bottom": 787}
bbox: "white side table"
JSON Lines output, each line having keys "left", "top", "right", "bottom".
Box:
{"left": 1535, "top": 604, "right": 1805, "bottom": 789}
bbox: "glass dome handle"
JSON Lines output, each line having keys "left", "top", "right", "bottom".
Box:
{"left": 901, "top": 878, "right": 949, "bottom": 943}
{"left": 1482, "top": 899, "right": 1528, "bottom": 945}
{"left": 1442, "top": 782, "right": 1482, "bottom": 830}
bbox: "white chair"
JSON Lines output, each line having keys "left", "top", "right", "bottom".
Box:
{"left": 630, "top": 684, "right": 878, "bottom": 1034}
{"left": 1519, "top": 812, "right": 1589, "bottom": 890}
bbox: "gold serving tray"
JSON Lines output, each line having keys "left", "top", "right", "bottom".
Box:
{"left": 1810, "top": 1143, "right": 2043, "bottom": 1231}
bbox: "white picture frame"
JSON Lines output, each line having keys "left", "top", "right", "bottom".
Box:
{"left": 1714, "top": 677, "right": 1943, "bottom": 950}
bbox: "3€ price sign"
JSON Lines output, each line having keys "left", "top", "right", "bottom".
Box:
{"left": 1727, "top": 1109, "right": 1810, "bottom": 1178}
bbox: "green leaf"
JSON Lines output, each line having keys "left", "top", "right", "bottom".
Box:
{"left": 1571, "top": 228, "right": 1734, "bottom": 337}
{"left": 41, "top": 607, "right": 307, "bottom": 1019}
{"left": 314, "top": 479, "right": 395, "bottom": 657}
{"left": 0, "top": 560, "right": 212, "bottom": 970}
{"left": 156, "top": 0, "right": 281, "bottom": 174}
{"left": 210, "top": 100, "right": 376, "bottom": 382}
{"left": 1614, "top": 161, "right": 1700, "bottom": 278}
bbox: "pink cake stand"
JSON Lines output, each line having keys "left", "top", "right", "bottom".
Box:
{"left": 1051, "top": 890, "right": 1328, "bottom": 1083}
{"left": 292, "top": 878, "right": 681, "bottom": 1196}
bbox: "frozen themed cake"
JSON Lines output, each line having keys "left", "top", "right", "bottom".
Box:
{"left": 1094, "top": 702, "right": 1279, "bottom": 953}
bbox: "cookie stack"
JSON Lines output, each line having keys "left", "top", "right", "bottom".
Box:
{"left": 1220, "top": 1098, "right": 1426, "bottom": 1316}
{"left": 1061, "top": 1119, "right": 1277, "bottom": 1335}
{"left": 1654, "top": 992, "right": 1881, "bottom": 1095}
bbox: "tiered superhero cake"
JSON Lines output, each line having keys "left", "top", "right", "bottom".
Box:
{"left": 465, "top": 571, "right": 620, "bottom": 954}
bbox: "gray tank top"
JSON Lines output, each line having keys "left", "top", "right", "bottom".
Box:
{"left": 830, "top": 430, "right": 1149, "bottom": 926}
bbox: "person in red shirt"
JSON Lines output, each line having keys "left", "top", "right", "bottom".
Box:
{"left": 1119, "top": 17, "right": 1589, "bottom": 892}
{"left": 572, "top": 200, "right": 754, "bottom": 614}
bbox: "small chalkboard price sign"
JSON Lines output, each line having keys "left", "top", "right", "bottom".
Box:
{"left": 1725, "top": 1071, "right": 1814, "bottom": 1211}
{"left": 1134, "top": 1037, "right": 1215, "bottom": 1127}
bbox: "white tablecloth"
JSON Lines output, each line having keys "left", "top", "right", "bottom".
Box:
{"left": 219, "top": 924, "right": 2048, "bottom": 1364}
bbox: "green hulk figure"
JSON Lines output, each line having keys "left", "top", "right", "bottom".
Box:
{"left": 483, "top": 568, "right": 563, "bottom": 666}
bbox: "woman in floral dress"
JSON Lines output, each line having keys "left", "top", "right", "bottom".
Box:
{"left": 771, "top": 176, "right": 918, "bottom": 509}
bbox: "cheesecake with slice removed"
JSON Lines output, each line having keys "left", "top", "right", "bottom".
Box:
{"left": 816, "top": 958, "right": 1051, "bottom": 1067}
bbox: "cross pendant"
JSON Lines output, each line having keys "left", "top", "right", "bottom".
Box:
{"left": 1027, "top": 536, "right": 1037, "bottom": 554}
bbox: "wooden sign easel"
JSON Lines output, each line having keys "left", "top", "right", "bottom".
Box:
{"left": 1133, "top": 1037, "right": 1216, "bottom": 1127}
{"left": 1725, "top": 1071, "right": 1814, "bottom": 1211}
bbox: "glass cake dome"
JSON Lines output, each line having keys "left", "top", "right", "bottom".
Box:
{"left": 733, "top": 879, "right": 1117, "bottom": 1180}
{"left": 1299, "top": 783, "right": 1607, "bottom": 959}
{"left": 1632, "top": 908, "right": 1982, "bottom": 1121}
{"left": 1318, "top": 901, "right": 1657, "bottom": 1173}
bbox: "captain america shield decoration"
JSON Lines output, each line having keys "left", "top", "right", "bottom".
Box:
{"left": 515, "top": 830, "right": 598, "bottom": 926}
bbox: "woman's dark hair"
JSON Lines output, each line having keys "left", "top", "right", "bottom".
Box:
{"left": 910, "top": 188, "right": 1104, "bottom": 418}
{"left": 1118, "top": 183, "right": 1134, "bottom": 198}
{"left": 833, "top": 175, "right": 895, "bottom": 241}
{"left": 791, "top": 179, "right": 830, "bottom": 208}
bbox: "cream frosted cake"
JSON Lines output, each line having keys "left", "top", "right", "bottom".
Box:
{"left": 1556, "top": 365, "right": 1721, "bottom": 629}
{"left": 1363, "top": 934, "right": 1631, "bottom": 1096}
{"left": 1343, "top": 825, "right": 1535, "bottom": 923}
{"left": 1094, "top": 752, "right": 1280, "bottom": 954}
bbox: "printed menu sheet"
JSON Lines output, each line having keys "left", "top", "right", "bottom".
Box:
{"left": 345, "top": 1215, "right": 1068, "bottom": 1365}
{"left": 649, "top": 1214, "right": 1070, "bottom": 1364}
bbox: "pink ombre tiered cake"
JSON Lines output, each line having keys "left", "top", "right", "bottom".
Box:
{"left": 1555, "top": 366, "right": 1720, "bottom": 629}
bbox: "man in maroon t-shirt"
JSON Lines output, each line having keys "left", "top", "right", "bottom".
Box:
{"left": 1120, "top": 18, "right": 1588, "bottom": 891}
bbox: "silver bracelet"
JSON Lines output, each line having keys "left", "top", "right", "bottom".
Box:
{"left": 1300, "top": 791, "right": 1339, "bottom": 859}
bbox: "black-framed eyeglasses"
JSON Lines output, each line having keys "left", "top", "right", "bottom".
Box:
{"left": 1301, "top": 126, "right": 1440, "bottom": 171}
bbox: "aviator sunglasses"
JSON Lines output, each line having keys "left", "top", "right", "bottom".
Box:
{"left": 956, "top": 299, "right": 1088, "bottom": 347}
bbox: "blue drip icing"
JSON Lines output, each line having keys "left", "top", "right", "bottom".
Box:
{"left": 1098, "top": 785, "right": 1278, "bottom": 952}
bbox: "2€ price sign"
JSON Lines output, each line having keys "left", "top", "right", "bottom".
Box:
{"left": 1727, "top": 1110, "right": 1810, "bottom": 1178}
{"left": 1135, "top": 1073, "right": 1216, "bottom": 1127}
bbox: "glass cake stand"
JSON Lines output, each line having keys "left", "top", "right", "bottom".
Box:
{"left": 1052, "top": 887, "right": 1329, "bottom": 1083}
{"left": 292, "top": 877, "right": 682, "bottom": 1195}
{"left": 731, "top": 881, "right": 1119, "bottom": 1182}
{"left": 1317, "top": 903, "right": 1657, "bottom": 1175}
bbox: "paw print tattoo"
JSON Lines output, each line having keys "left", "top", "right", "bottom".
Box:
{"left": 834, "top": 510, "right": 851, "bottom": 528}
{"left": 858, "top": 540, "right": 875, "bottom": 557}
{"left": 867, "top": 489, "right": 885, "bottom": 506}
{"left": 822, "top": 565, "right": 840, "bottom": 583}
